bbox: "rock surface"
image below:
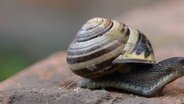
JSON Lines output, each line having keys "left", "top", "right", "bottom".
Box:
{"left": 0, "top": 52, "right": 184, "bottom": 104}
{"left": 1, "top": 0, "right": 184, "bottom": 104}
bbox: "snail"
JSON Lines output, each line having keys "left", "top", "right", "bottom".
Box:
{"left": 66, "top": 17, "right": 184, "bottom": 97}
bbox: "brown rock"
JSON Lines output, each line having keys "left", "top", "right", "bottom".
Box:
{"left": 0, "top": 52, "right": 184, "bottom": 104}
{"left": 0, "top": 52, "right": 77, "bottom": 91}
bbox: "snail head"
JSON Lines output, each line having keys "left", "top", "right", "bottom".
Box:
{"left": 160, "top": 57, "right": 184, "bottom": 76}
{"left": 174, "top": 57, "right": 184, "bottom": 76}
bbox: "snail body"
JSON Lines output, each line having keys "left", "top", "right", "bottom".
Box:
{"left": 79, "top": 57, "right": 184, "bottom": 96}
{"left": 66, "top": 17, "right": 184, "bottom": 97}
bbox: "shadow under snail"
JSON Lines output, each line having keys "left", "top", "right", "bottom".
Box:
{"left": 66, "top": 17, "right": 184, "bottom": 97}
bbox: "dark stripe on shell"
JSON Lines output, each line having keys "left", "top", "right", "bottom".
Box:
{"left": 67, "top": 28, "right": 130, "bottom": 64}
{"left": 67, "top": 40, "right": 122, "bottom": 64}
{"left": 67, "top": 40, "right": 108, "bottom": 56}
{"left": 76, "top": 19, "right": 113, "bottom": 42}
{"left": 82, "top": 18, "right": 103, "bottom": 30}
{"left": 71, "top": 56, "right": 119, "bottom": 79}
{"left": 145, "top": 38, "right": 154, "bottom": 57}
{"left": 132, "top": 31, "right": 153, "bottom": 58}
{"left": 67, "top": 27, "right": 130, "bottom": 56}
{"left": 134, "top": 31, "right": 144, "bottom": 55}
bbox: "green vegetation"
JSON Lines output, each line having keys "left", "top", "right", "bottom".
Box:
{"left": 0, "top": 52, "right": 32, "bottom": 82}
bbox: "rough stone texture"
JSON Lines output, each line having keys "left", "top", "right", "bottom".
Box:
{"left": 0, "top": 52, "right": 184, "bottom": 104}
{"left": 1, "top": 0, "right": 184, "bottom": 104}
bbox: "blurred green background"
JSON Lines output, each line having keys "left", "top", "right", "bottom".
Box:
{"left": 0, "top": 0, "right": 171, "bottom": 81}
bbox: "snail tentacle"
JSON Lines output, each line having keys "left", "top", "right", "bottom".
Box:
{"left": 79, "top": 57, "right": 184, "bottom": 97}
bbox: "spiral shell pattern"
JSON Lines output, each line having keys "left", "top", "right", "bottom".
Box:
{"left": 67, "top": 17, "right": 155, "bottom": 79}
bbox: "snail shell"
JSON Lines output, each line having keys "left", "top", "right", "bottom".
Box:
{"left": 66, "top": 17, "right": 155, "bottom": 79}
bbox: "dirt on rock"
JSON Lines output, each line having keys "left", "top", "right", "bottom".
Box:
{"left": 0, "top": 86, "right": 184, "bottom": 104}
{"left": 0, "top": 88, "right": 113, "bottom": 104}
